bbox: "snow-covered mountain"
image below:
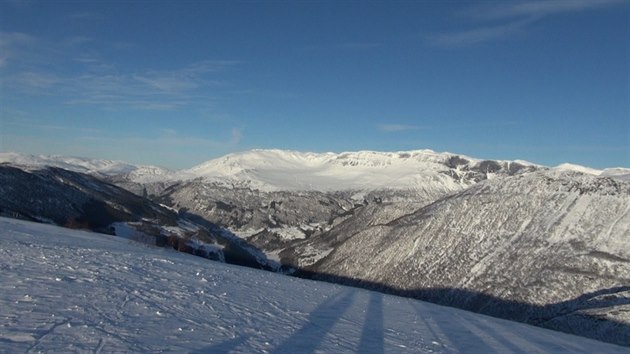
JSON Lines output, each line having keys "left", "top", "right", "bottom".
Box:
{"left": 0, "top": 164, "right": 176, "bottom": 228}
{"left": 181, "top": 149, "right": 539, "bottom": 191}
{"left": 1, "top": 217, "right": 627, "bottom": 353}
{"left": 0, "top": 164, "right": 274, "bottom": 269}
{"left": 4, "top": 149, "right": 627, "bottom": 189}
{"left": 0, "top": 152, "right": 173, "bottom": 183}
{"left": 3, "top": 148, "right": 630, "bottom": 346}
{"left": 554, "top": 162, "right": 630, "bottom": 181}
{"left": 282, "top": 169, "right": 630, "bottom": 345}
{"left": 157, "top": 149, "right": 542, "bottom": 247}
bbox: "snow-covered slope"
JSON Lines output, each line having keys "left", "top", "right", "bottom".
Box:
{"left": 1, "top": 217, "right": 627, "bottom": 353}
{"left": 0, "top": 164, "right": 179, "bottom": 229}
{"left": 0, "top": 152, "right": 137, "bottom": 175}
{"left": 554, "top": 163, "right": 630, "bottom": 181}
{"left": 0, "top": 165, "right": 279, "bottom": 270}
{"left": 554, "top": 163, "right": 602, "bottom": 175}
{"left": 0, "top": 152, "right": 173, "bottom": 183}
{"left": 182, "top": 149, "right": 538, "bottom": 191}
{"left": 286, "top": 169, "right": 630, "bottom": 346}
{"left": 602, "top": 168, "right": 630, "bottom": 182}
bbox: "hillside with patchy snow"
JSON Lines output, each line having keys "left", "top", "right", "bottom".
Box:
{"left": 285, "top": 170, "right": 630, "bottom": 345}
{"left": 1, "top": 217, "right": 628, "bottom": 353}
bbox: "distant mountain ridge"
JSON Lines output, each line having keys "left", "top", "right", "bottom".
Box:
{"left": 3, "top": 149, "right": 628, "bottom": 190}
{"left": 0, "top": 152, "right": 173, "bottom": 183}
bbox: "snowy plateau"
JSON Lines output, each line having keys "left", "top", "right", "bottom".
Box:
{"left": 1, "top": 149, "right": 630, "bottom": 350}
{"left": 1, "top": 217, "right": 628, "bottom": 353}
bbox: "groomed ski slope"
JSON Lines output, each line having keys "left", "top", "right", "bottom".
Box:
{"left": 0, "top": 218, "right": 627, "bottom": 353}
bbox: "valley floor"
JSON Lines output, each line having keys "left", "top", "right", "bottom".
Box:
{"left": 0, "top": 217, "right": 627, "bottom": 353}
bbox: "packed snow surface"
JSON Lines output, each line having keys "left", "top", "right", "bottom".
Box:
{"left": 1, "top": 218, "right": 627, "bottom": 353}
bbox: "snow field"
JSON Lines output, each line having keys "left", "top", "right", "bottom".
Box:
{"left": 1, "top": 218, "right": 628, "bottom": 353}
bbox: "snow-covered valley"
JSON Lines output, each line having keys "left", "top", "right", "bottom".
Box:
{"left": 1, "top": 217, "right": 628, "bottom": 353}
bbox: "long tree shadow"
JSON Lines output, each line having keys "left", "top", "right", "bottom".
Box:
{"left": 296, "top": 270, "right": 630, "bottom": 347}
{"left": 410, "top": 301, "right": 508, "bottom": 354}
{"left": 271, "top": 290, "right": 355, "bottom": 354}
{"left": 469, "top": 315, "right": 579, "bottom": 354}
{"left": 357, "top": 292, "right": 384, "bottom": 354}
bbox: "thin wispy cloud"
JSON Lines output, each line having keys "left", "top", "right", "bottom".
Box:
{"left": 63, "top": 36, "right": 93, "bottom": 47}
{"left": 159, "top": 128, "right": 178, "bottom": 136}
{"left": 429, "top": 18, "right": 534, "bottom": 47}
{"left": 12, "top": 71, "right": 60, "bottom": 88}
{"left": 0, "top": 31, "right": 37, "bottom": 67}
{"left": 229, "top": 127, "right": 243, "bottom": 144}
{"left": 302, "top": 41, "right": 383, "bottom": 52}
{"left": 337, "top": 42, "right": 383, "bottom": 50}
{"left": 467, "top": 0, "right": 627, "bottom": 21}
{"left": 0, "top": 31, "right": 36, "bottom": 47}
{"left": 79, "top": 135, "right": 222, "bottom": 151}
{"left": 129, "top": 61, "right": 235, "bottom": 94}
{"left": 1, "top": 31, "right": 238, "bottom": 111}
{"left": 6, "top": 59, "right": 235, "bottom": 111}
{"left": 377, "top": 124, "right": 420, "bottom": 132}
{"left": 430, "top": 0, "right": 627, "bottom": 47}
{"left": 133, "top": 74, "right": 200, "bottom": 93}
{"left": 66, "top": 61, "right": 233, "bottom": 109}
{"left": 4, "top": 0, "right": 33, "bottom": 8}
{"left": 67, "top": 11, "right": 97, "bottom": 20}
{"left": 0, "top": 31, "right": 94, "bottom": 69}
{"left": 5, "top": 117, "right": 101, "bottom": 134}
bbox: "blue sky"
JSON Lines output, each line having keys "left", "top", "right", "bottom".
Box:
{"left": 1, "top": 0, "right": 628, "bottom": 169}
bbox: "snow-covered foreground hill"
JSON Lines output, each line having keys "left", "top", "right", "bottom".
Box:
{"left": 1, "top": 218, "right": 627, "bottom": 353}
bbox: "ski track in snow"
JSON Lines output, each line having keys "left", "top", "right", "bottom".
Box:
{"left": 0, "top": 217, "right": 628, "bottom": 353}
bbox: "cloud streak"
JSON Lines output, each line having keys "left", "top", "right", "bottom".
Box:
{"left": 71, "top": 126, "right": 245, "bottom": 168}
{"left": 1, "top": 31, "right": 239, "bottom": 111}
{"left": 6, "top": 60, "right": 236, "bottom": 111}
{"left": 0, "top": 31, "right": 37, "bottom": 67}
{"left": 229, "top": 127, "right": 243, "bottom": 144}
{"left": 4, "top": 116, "right": 102, "bottom": 134}
{"left": 468, "top": 0, "right": 627, "bottom": 21}
{"left": 430, "top": 0, "right": 627, "bottom": 47}
{"left": 429, "top": 18, "right": 534, "bottom": 47}
{"left": 377, "top": 124, "right": 421, "bottom": 132}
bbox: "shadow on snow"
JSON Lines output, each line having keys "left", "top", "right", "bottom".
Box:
{"left": 294, "top": 270, "right": 630, "bottom": 348}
